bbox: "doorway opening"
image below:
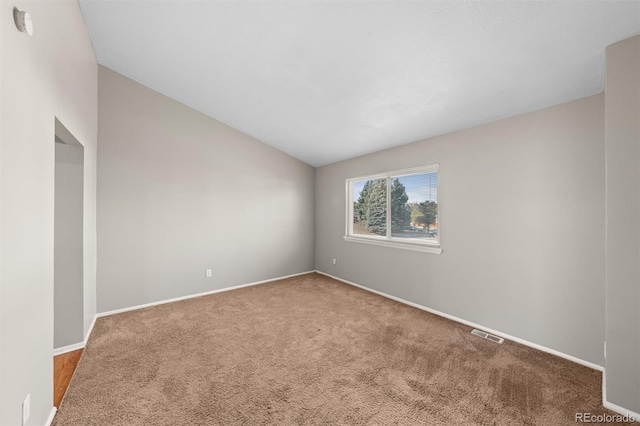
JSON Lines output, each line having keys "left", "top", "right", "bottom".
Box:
{"left": 53, "top": 118, "right": 84, "bottom": 407}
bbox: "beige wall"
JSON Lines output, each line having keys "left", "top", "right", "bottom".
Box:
{"left": 605, "top": 35, "right": 640, "bottom": 413}
{"left": 316, "top": 94, "right": 605, "bottom": 367}
{"left": 0, "top": 1, "right": 97, "bottom": 424}
{"left": 97, "top": 66, "right": 315, "bottom": 313}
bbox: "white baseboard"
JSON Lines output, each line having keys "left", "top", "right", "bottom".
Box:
{"left": 97, "top": 270, "right": 316, "bottom": 318}
{"left": 602, "top": 374, "right": 640, "bottom": 420}
{"left": 53, "top": 342, "right": 85, "bottom": 356}
{"left": 53, "top": 309, "right": 99, "bottom": 355}
{"left": 45, "top": 407, "right": 57, "bottom": 426}
{"left": 316, "top": 270, "right": 604, "bottom": 372}
{"left": 602, "top": 401, "right": 640, "bottom": 422}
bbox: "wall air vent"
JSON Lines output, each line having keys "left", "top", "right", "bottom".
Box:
{"left": 471, "top": 329, "right": 504, "bottom": 344}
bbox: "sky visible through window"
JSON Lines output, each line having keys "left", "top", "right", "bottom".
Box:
{"left": 353, "top": 172, "right": 438, "bottom": 203}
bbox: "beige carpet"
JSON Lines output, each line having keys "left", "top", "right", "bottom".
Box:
{"left": 54, "top": 273, "right": 622, "bottom": 425}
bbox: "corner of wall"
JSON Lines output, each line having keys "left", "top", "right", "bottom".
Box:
{"left": 604, "top": 33, "right": 640, "bottom": 415}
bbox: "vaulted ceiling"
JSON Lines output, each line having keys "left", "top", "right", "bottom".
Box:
{"left": 79, "top": 1, "right": 640, "bottom": 166}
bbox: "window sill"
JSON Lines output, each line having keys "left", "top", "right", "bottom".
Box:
{"left": 343, "top": 236, "right": 443, "bottom": 254}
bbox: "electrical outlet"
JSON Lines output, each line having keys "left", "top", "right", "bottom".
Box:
{"left": 332, "top": 258, "right": 337, "bottom": 265}
{"left": 205, "top": 269, "right": 212, "bottom": 278}
{"left": 22, "top": 394, "right": 30, "bottom": 425}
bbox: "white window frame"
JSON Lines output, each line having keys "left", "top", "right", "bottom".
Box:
{"left": 344, "top": 165, "right": 442, "bottom": 254}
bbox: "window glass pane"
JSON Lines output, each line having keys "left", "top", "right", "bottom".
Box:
{"left": 352, "top": 178, "right": 387, "bottom": 236}
{"left": 390, "top": 172, "right": 438, "bottom": 243}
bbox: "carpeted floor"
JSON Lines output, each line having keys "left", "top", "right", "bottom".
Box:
{"left": 54, "top": 273, "right": 622, "bottom": 425}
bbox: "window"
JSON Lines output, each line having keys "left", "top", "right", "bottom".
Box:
{"left": 345, "top": 165, "right": 441, "bottom": 253}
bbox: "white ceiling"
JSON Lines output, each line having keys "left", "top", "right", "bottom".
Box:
{"left": 79, "top": 1, "right": 639, "bottom": 167}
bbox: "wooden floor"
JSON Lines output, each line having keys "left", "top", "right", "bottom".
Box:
{"left": 54, "top": 349, "right": 83, "bottom": 408}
